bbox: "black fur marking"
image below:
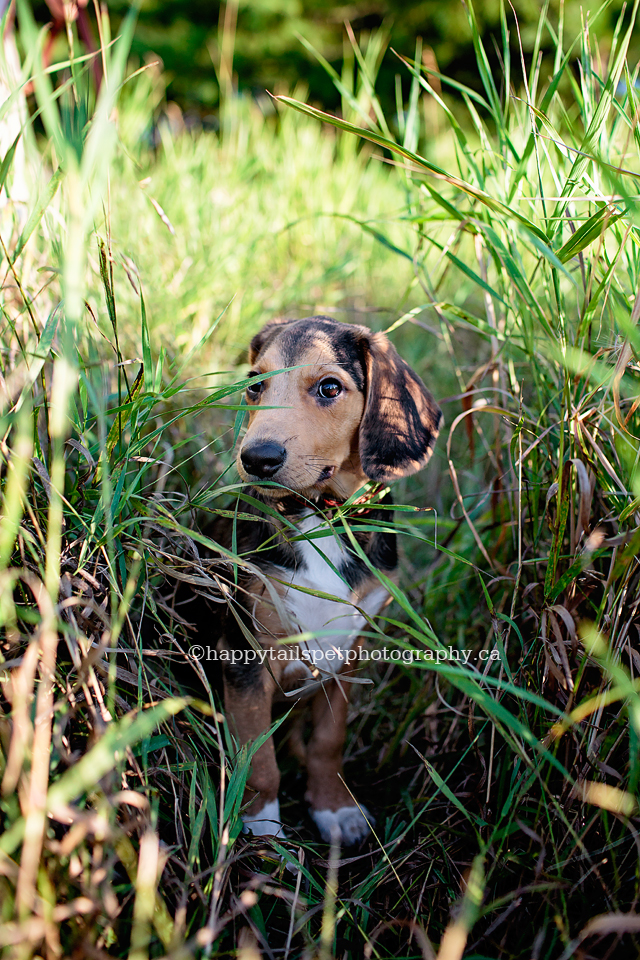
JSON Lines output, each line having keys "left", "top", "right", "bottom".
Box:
{"left": 359, "top": 336, "right": 443, "bottom": 482}
{"left": 368, "top": 527, "right": 398, "bottom": 572}
{"left": 366, "top": 374, "right": 435, "bottom": 472}
{"left": 336, "top": 553, "right": 368, "bottom": 591}
{"left": 253, "top": 317, "right": 366, "bottom": 393}
{"left": 249, "top": 317, "right": 296, "bottom": 363}
{"left": 218, "top": 600, "right": 266, "bottom": 691}
{"left": 223, "top": 650, "right": 264, "bottom": 690}
{"left": 253, "top": 521, "right": 298, "bottom": 570}
{"left": 231, "top": 500, "right": 300, "bottom": 571}
{"left": 330, "top": 333, "right": 365, "bottom": 391}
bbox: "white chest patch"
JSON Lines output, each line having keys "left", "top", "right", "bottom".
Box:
{"left": 277, "top": 513, "right": 388, "bottom": 680}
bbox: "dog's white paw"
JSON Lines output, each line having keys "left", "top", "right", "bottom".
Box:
{"left": 311, "top": 804, "right": 373, "bottom": 845}
{"left": 242, "top": 798, "right": 286, "bottom": 838}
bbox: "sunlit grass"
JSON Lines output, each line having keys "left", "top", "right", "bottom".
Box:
{"left": 105, "top": 73, "right": 417, "bottom": 371}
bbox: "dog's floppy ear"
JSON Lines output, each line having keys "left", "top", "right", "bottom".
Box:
{"left": 249, "top": 318, "right": 295, "bottom": 364}
{"left": 358, "top": 331, "right": 443, "bottom": 482}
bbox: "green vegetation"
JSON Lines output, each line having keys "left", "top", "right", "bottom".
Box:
{"left": 34, "top": 0, "right": 640, "bottom": 120}
{"left": 2, "top": 1, "right": 640, "bottom": 958}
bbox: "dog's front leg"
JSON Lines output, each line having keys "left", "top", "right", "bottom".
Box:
{"left": 224, "top": 667, "right": 284, "bottom": 838}
{"left": 306, "top": 672, "right": 372, "bottom": 846}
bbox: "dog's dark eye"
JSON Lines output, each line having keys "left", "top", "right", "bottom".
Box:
{"left": 246, "top": 374, "right": 264, "bottom": 399}
{"left": 317, "top": 378, "right": 342, "bottom": 400}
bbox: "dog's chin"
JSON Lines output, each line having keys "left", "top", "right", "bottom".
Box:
{"left": 237, "top": 462, "right": 337, "bottom": 502}
{"left": 249, "top": 484, "right": 291, "bottom": 502}
{"left": 290, "top": 465, "right": 338, "bottom": 501}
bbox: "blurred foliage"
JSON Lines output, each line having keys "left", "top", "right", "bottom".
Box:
{"left": 32, "top": 0, "right": 639, "bottom": 117}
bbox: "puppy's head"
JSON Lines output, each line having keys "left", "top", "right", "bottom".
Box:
{"left": 237, "top": 316, "right": 443, "bottom": 500}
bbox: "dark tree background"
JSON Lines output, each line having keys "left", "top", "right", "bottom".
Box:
{"left": 33, "top": 0, "right": 638, "bottom": 117}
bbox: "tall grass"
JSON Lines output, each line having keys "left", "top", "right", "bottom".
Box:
{"left": 278, "top": 2, "right": 640, "bottom": 956}
{"left": 107, "top": 68, "right": 413, "bottom": 370}
{"left": 1, "top": 1, "right": 640, "bottom": 958}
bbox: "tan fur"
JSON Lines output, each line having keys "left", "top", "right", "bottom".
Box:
{"left": 305, "top": 668, "right": 358, "bottom": 812}
{"left": 238, "top": 339, "right": 367, "bottom": 501}
{"left": 224, "top": 673, "right": 281, "bottom": 813}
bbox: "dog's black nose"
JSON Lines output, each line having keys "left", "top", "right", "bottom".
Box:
{"left": 240, "top": 441, "right": 287, "bottom": 479}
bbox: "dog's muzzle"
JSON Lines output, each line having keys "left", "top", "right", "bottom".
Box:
{"left": 240, "top": 440, "right": 287, "bottom": 479}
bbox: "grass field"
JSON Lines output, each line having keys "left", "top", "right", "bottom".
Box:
{"left": 2, "top": 2, "right": 640, "bottom": 958}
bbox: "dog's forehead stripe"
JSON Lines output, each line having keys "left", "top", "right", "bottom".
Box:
{"left": 279, "top": 328, "right": 331, "bottom": 365}
{"left": 259, "top": 319, "right": 365, "bottom": 391}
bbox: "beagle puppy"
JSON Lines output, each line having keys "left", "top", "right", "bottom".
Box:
{"left": 214, "top": 316, "right": 442, "bottom": 845}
